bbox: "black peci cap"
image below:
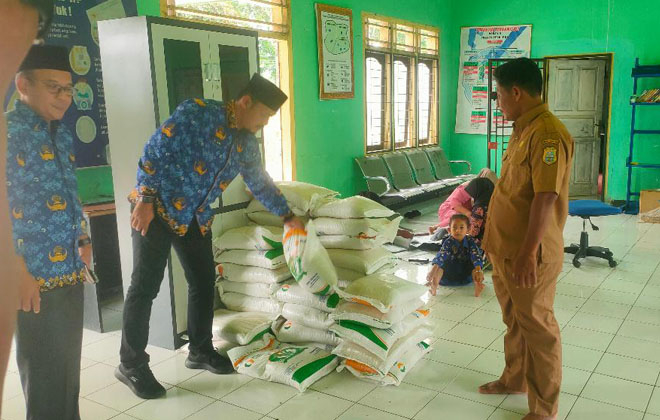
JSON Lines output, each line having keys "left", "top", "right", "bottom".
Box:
{"left": 19, "top": 45, "right": 71, "bottom": 73}
{"left": 241, "top": 73, "right": 288, "bottom": 111}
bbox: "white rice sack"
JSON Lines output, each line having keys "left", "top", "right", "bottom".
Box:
{"left": 331, "top": 299, "right": 427, "bottom": 329}
{"left": 247, "top": 211, "right": 285, "bottom": 227}
{"left": 218, "top": 280, "right": 278, "bottom": 299}
{"left": 217, "top": 263, "right": 292, "bottom": 284}
{"left": 283, "top": 220, "right": 337, "bottom": 295}
{"left": 336, "top": 273, "right": 428, "bottom": 313}
{"left": 332, "top": 325, "right": 432, "bottom": 376}
{"left": 335, "top": 267, "right": 365, "bottom": 282}
{"left": 228, "top": 335, "right": 339, "bottom": 392}
{"left": 274, "top": 282, "right": 340, "bottom": 313}
{"left": 247, "top": 181, "right": 339, "bottom": 215}
{"left": 221, "top": 293, "right": 282, "bottom": 315}
{"left": 212, "top": 310, "right": 275, "bottom": 345}
{"left": 329, "top": 310, "right": 431, "bottom": 361}
{"left": 339, "top": 340, "right": 431, "bottom": 386}
{"left": 314, "top": 217, "right": 402, "bottom": 243}
{"left": 216, "top": 249, "right": 286, "bottom": 270}
{"left": 281, "top": 303, "right": 334, "bottom": 330}
{"left": 214, "top": 226, "right": 283, "bottom": 252}
{"left": 319, "top": 235, "right": 381, "bottom": 250}
{"left": 272, "top": 318, "right": 340, "bottom": 347}
{"left": 327, "top": 248, "right": 397, "bottom": 275}
{"left": 312, "top": 195, "right": 395, "bottom": 219}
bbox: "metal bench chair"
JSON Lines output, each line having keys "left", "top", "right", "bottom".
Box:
{"left": 403, "top": 150, "right": 449, "bottom": 193}
{"left": 424, "top": 147, "right": 473, "bottom": 185}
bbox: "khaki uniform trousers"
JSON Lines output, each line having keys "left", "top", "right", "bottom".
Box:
{"left": 490, "top": 255, "right": 563, "bottom": 417}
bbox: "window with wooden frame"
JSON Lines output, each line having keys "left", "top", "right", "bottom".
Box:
{"left": 164, "top": 0, "right": 293, "bottom": 182}
{"left": 363, "top": 14, "right": 439, "bottom": 153}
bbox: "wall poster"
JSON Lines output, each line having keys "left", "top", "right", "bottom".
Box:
{"left": 455, "top": 25, "right": 532, "bottom": 134}
{"left": 316, "top": 3, "right": 354, "bottom": 100}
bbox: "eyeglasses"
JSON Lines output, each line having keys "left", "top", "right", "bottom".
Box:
{"left": 38, "top": 80, "right": 74, "bottom": 97}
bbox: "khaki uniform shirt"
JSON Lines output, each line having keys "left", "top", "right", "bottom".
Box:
{"left": 482, "top": 104, "right": 574, "bottom": 263}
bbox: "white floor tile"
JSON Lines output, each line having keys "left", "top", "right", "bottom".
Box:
{"left": 126, "top": 387, "right": 213, "bottom": 420}
{"left": 562, "top": 344, "right": 604, "bottom": 371}
{"left": 442, "top": 323, "right": 502, "bottom": 348}
{"left": 566, "top": 397, "right": 644, "bottom": 420}
{"left": 561, "top": 326, "right": 614, "bottom": 351}
{"left": 79, "top": 363, "right": 119, "bottom": 397}
{"left": 310, "top": 370, "right": 377, "bottom": 402}
{"left": 442, "top": 369, "right": 506, "bottom": 407}
{"left": 186, "top": 400, "right": 262, "bottom": 420}
{"left": 86, "top": 381, "right": 157, "bottom": 413}
{"left": 360, "top": 382, "right": 436, "bottom": 418}
{"left": 580, "top": 373, "right": 654, "bottom": 412}
{"left": 647, "top": 387, "right": 660, "bottom": 416}
{"left": 499, "top": 392, "right": 577, "bottom": 420}
{"left": 81, "top": 334, "right": 123, "bottom": 363}
{"left": 425, "top": 339, "right": 483, "bottom": 367}
{"left": 2, "top": 372, "right": 22, "bottom": 402}
{"left": 268, "top": 390, "right": 353, "bottom": 420}
{"left": 561, "top": 366, "right": 592, "bottom": 396}
{"left": 149, "top": 353, "right": 201, "bottom": 386}
{"left": 221, "top": 378, "right": 298, "bottom": 415}
{"left": 607, "top": 336, "right": 660, "bottom": 364}
{"left": 466, "top": 350, "right": 505, "bottom": 377}
{"left": 595, "top": 353, "right": 660, "bottom": 385}
{"left": 414, "top": 392, "right": 495, "bottom": 420}
{"left": 403, "top": 358, "right": 462, "bottom": 391}
{"left": 176, "top": 371, "right": 252, "bottom": 400}
{"left": 336, "top": 403, "right": 408, "bottom": 420}
{"left": 79, "top": 397, "right": 120, "bottom": 420}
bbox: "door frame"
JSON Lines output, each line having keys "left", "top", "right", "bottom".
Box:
{"left": 544, "top": 53, "right": 614, "bottom": 201}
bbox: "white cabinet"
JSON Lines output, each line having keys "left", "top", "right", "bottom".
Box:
{"left": 99, "top": 16, "right": 257, "bottom": 349}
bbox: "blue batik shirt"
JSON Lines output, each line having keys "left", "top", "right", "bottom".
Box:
{"left": 6, "top": 100, "right": 87, "bottom": 291}
{"left": 432, "top": 235, "right": 484, "bottom": 270}
{"left": 130, "top": 99, "right": 290, "bottom": 236}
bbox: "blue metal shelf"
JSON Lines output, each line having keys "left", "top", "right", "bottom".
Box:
{"left": 626, "top": 58, "right": 660, "bottom": 215}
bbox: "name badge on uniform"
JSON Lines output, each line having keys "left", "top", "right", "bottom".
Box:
{"left": 543, "top": 145, "right": 558, "bottom": 165}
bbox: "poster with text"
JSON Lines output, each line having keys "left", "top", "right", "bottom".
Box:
{"left": 316, "top": 3, "right": 354, "bottom": 99}
{"left": 4, "top": 0, "right": 137, "bottom": 167}
{"left": 454, "top": 25, "right": 531, "bottom": 135}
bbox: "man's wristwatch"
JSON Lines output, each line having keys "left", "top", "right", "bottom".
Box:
{"left": 78, "top": 237, "right": 92, "bottom": 247}
{"left": 137, "top": 195, "right": 155, "bottom": 204}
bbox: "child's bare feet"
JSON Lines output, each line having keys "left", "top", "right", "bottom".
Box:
{"left": 474, "top": 281, "right": 485, "bottom": 297}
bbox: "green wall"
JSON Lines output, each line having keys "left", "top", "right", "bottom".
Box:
{"left": 290, "top": 0, "right": 455, "bottom": 197}
{"left": 447, "top": 0, "right": 660, "bottom": 201}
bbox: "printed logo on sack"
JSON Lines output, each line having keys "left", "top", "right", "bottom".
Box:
{"left": 283, "top": 321, "right": 292, "bottom": 330}
{"left": 244, "top": 358, "right": 255, "bottom": 368}
{"left": 397, "top": 363, "right": 406, "bottom": 373}
{"left": 268, "top": 347, "right": 305, "bottom": 363}
{"left": 281, "top": 284, "right": 290, "bottom": 292}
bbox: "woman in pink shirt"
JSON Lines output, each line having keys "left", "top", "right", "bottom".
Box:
{"left": 429, "top": 168, "right": 498, "bottom": 240}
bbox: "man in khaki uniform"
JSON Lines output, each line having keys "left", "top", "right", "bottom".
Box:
{"left": 480, "top": 58, "right": 574, "bottom": 420}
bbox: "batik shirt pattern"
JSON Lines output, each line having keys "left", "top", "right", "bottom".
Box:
{"left": 6, "top": 101, "right": 86, "bottom": 291}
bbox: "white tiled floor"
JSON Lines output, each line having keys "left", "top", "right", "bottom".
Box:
{"left": 3, "top": 205, "right": 660, "bottom": 420}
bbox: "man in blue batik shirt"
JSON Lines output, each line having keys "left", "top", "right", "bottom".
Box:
{"left": 6, "top": 45, "right": 92, "bottom": 420}
{"left": 116, "top": 73, "right": 304, "bottom": 399}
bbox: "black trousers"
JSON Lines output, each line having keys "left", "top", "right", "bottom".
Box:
{"left": 16, "top": 283, "right": 84, "bottom": 420}
{"left": 120, "top": 216, "right": 215, "bottom": 368}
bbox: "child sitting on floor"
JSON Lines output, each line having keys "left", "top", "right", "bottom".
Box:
{"left": 426, "top": 214, "right": 485, "bottom": 297}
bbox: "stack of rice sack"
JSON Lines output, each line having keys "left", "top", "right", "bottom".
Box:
{"left": 271, "top": 219, "right": 342, "bottom": 350}
{"left": 330, "top": 273, "right": 433, "bottom": 386}
{"left": 245, "top": 181, "right": 339, "bottom": 227}
{"left": 214, "top": 225, "right": 288, "bottom": 317}
{"left": 310, "top": 196, "right": 402, "bottom": 288}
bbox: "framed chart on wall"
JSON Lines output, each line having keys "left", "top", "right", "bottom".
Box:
{"left": 315, "top": 3, "right": 354, "bottom": 100}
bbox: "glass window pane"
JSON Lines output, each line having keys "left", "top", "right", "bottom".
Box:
{"left": 366, "top": 56, "right": 384, "bottom": 149}
{"left": 258, "top": 38, "right": 283, "bottom": 181}
{"left": 393, "top": 56, "right": 412, "bottom": 148}
{"left": 163, "top": 39, "right": 204, "bottom": 115}
{"left": 417, "top": 61, "right": 430, "bottom": 143}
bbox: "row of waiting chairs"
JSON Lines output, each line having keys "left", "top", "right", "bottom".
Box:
{"left": 355, "top": 148, "right": 474, "bottom": 208}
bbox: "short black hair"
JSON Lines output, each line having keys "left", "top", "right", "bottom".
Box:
{"left": 449, "top": 213, "right": 470, "bottom": 228}
{"left": 493, "top": 58, "right": 543, "bottom": 97}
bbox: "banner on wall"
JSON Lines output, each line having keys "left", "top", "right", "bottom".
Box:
{"left": 4, "top": 0, "right": 137, "bottom": 168}
{"left": 454, "top": 25, "right": 532, "bottom": 135}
